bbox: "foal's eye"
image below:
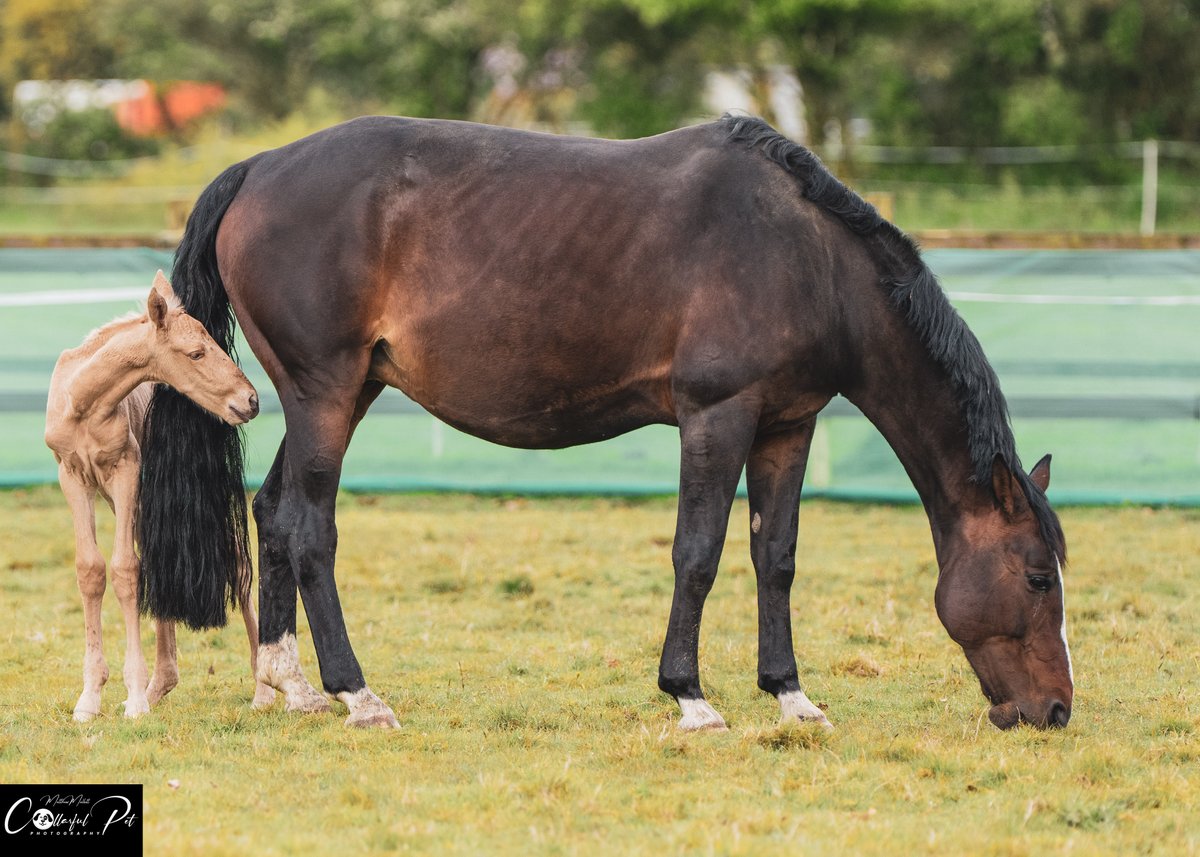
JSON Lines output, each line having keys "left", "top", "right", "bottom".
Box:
{"left": 1027, "top": 574, "right": 1054, "bottom": 592}
{"left": 189, "top": 351, "right": 204, "bottom": 361}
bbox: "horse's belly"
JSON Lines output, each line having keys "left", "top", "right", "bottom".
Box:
{"left": 370, "top": 338, "right": 674, "bottom": 449}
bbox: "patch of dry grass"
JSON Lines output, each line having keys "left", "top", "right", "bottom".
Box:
{"left": 1, "top": 487, "right": 1198, "bottom": 855}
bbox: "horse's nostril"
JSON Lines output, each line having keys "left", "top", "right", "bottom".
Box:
{"left": 1048, "top": 700, "right": 1070, "bottom": 728}
{"left": 248, "top": 394, "right": 260, "bottom": 417}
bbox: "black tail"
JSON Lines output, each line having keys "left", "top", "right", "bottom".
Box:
{"left": 137, "top": 162, "right": 251, "bottom": 630}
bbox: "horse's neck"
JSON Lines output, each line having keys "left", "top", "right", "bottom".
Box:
{"left": 60, "top": 321, "right": 153, "bottom": 425}
{"left": 843, "top": 324, "right": 989, "bottom": 561}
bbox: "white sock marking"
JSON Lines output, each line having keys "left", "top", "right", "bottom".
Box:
{"left": 778, "top": 689, "right": 832, "bottom": 727}
{"left": 677, "top": 697, "right": 727, "bottom": 731}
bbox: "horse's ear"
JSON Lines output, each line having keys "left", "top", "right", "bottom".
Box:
{"left": 1029, "top": 454, "right": 1052, "bottom": 493}
{"left": 991, "top": 453, "right": 1028, "bottom": 519}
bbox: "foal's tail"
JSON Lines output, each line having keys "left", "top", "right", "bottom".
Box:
{"left": 137, "top": 163, "right": 252, "bottom": 630}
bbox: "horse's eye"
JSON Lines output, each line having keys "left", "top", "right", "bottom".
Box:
{"left": 189, "top": 351, "right": 204, "bottom": 361}
{"left": 1027, "top": 574, "right": 1054, "bottom": 592}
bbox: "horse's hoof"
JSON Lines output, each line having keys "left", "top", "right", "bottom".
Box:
{"left": 778, "top": 690, "right": 834, "bottom": 729}
{"left": 338, "top": 688, "right": 399, "bottom": 729}
{"left": 677, "top": 698, "right": 728, "bottom": 732}
{"left": 344, "top": 708, "right": 400, "bottom": 729}
{"left": 284, "top": 686, "right": 332, "bottom": 714}
{"left": 251, "top": 684, "right": 278, "bottom": 710}
{"left": 73, "top": 707, "right": 99, "bottom": 723}
{"left": 123, "top": 698, "right": 150, "bottom": 718}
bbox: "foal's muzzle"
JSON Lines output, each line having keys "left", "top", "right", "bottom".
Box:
{"left": 227, "top": 392, "right": 259, "bottom": 424}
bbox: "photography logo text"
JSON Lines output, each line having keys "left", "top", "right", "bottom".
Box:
{"left": 1, "top": 784, "right": 141, "bottom": 850}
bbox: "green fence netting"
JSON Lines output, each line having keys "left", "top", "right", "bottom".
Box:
{"left": 2, "top": 247, "right": 1197, "bottom": 504}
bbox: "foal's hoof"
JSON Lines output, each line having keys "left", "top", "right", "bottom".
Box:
{"left": 146, "top": 675, "right": 178, "bottom": 706}
{"left": 123, "top": 698, "right": 150, "bottom": 718}
{"left": 778, "top": 689, "right": 834, "bottom": 730}
{"left": 73, "top": 707, "right": 99, "bottom": 724}
{"left": 676, "top": 698, "right": 728, "bottom": 732}
{"left": 338, "top": 688, "right": 400, "bottom": 730}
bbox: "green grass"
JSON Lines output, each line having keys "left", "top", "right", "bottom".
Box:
{"left": 884, "top": 181, "right": 1200, "bottom": 234}
{"left": 2, "top": 488, "right": 1198, "bottom": 855}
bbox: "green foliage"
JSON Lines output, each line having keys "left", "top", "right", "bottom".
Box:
{"left": 22, "top": 108, "right": 160, "bottom": 163}
{"left": 0, "top": 0, "right": 1197, "bottom": 194}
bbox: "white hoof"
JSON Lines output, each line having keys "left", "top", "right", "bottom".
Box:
{"left": 677, "top": 697, "right": 728, "bottom": 732}
{"left": 284, "top": 684, "right": 332, "bottom": 714}
{"left": 123, "top": 698, "right": 150, "bottom": 718}
{"left": 74, "top": 690, "right": 102, "bottom": 722}
{"left": 338, "top": 687, "right": 399, "bottom": 729}
{"left": 251, "top": 683, "right": 278, "bottom": 710}
{"left": 778, "top": 689, "right": 833, "bottom": 729}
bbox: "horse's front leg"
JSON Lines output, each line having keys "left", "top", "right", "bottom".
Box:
{"left": 746, "top": 419, "right": 831, "bottom": 728}
{"left": 109, "top": 463, "right": 150, "bottom": 717}
{"left": 659, "top": 397, "right": 759, "bottom": 731}
{"left": 274, "top": 386, "right": 397, "bottom": 728}
{"left": 59, "top": 467, "right": 108, "bottom": 722}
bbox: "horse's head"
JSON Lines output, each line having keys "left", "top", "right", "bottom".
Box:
{"left": 935, "top": 454, "right": 1072, "bottom": 730}
{"left": 146, "top": 270, "right": 258, "bottom": 425}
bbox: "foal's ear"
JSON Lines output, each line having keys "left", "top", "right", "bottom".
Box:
{"left": 990, "top": 453, "right": 1028, "bottom": 519}
{"left": 148, "top": 278, "right": 170, "bottom": 331}
{"left": 1029, "top": 454, "right": 1052, "bottom": 493}
{"left": 152, "top": 269, "right": 176, "bottom": 300}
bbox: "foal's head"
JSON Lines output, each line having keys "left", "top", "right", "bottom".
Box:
{"left": 146, "top": 271, "right": 258, "bottom": 425}
{"left": 935, "top": 454, "right": 1073, "bottom": 729}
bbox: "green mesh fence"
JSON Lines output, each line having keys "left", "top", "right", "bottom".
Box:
{"left": 3, "top": 247, "right": 1197, "bottom": 504}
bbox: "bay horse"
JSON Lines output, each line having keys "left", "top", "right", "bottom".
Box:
{"left": 138, "top": 115, "right": 1072, "bottom": 731}
{"left": 46, "top": 271, "right": 273, "bottom": 721}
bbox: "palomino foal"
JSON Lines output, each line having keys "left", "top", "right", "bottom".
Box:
{"left": 45, "top": 271, "right": 272, "bottom": 721}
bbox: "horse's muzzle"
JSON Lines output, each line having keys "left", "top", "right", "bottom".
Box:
{"left": 989, "top": 698, "right": 1071, "bottom": 730}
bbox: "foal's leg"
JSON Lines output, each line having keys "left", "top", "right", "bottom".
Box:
{"left": 746, "top": 420, "right": 831, "bottom": 728}
{"left": 659, "top": 399, "right": 759, "bottom": 731}
{"left": 60, "top": 467, "right": 108, "bottom": 722}
{"left": 147, "top": 620, "right": 178, "bottom": 705}
{"left": 254, "top": 438, "right": 330, "bottom": 712}
{"left": 109, "top": 464, "right": 150, "bottom": 717}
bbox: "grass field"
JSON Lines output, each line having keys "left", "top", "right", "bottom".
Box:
{"left": 2, "top": 488, "right": 1198, "bottom": 855}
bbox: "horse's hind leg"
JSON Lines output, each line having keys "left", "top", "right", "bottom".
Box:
{"left": 659, "top": 398, "right": 759, "bottom": 731}
{"left": 271, "top": 374, "right": 396, "bottom": 728}
{"left": 109, "top": 463, "right": 150, "bottom": 717}
{"left": 254, "top": 438, "right": 329, "bottom": 713}
{"left": 746, "top": 420, "right": 831, "bottom": 728}
{"left": 59, "top": 467, "right": 108, "bottom": 722}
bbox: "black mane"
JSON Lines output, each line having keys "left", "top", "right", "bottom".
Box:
{"left": 721, "top": 114, "right": 1065, "bottom": 561}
